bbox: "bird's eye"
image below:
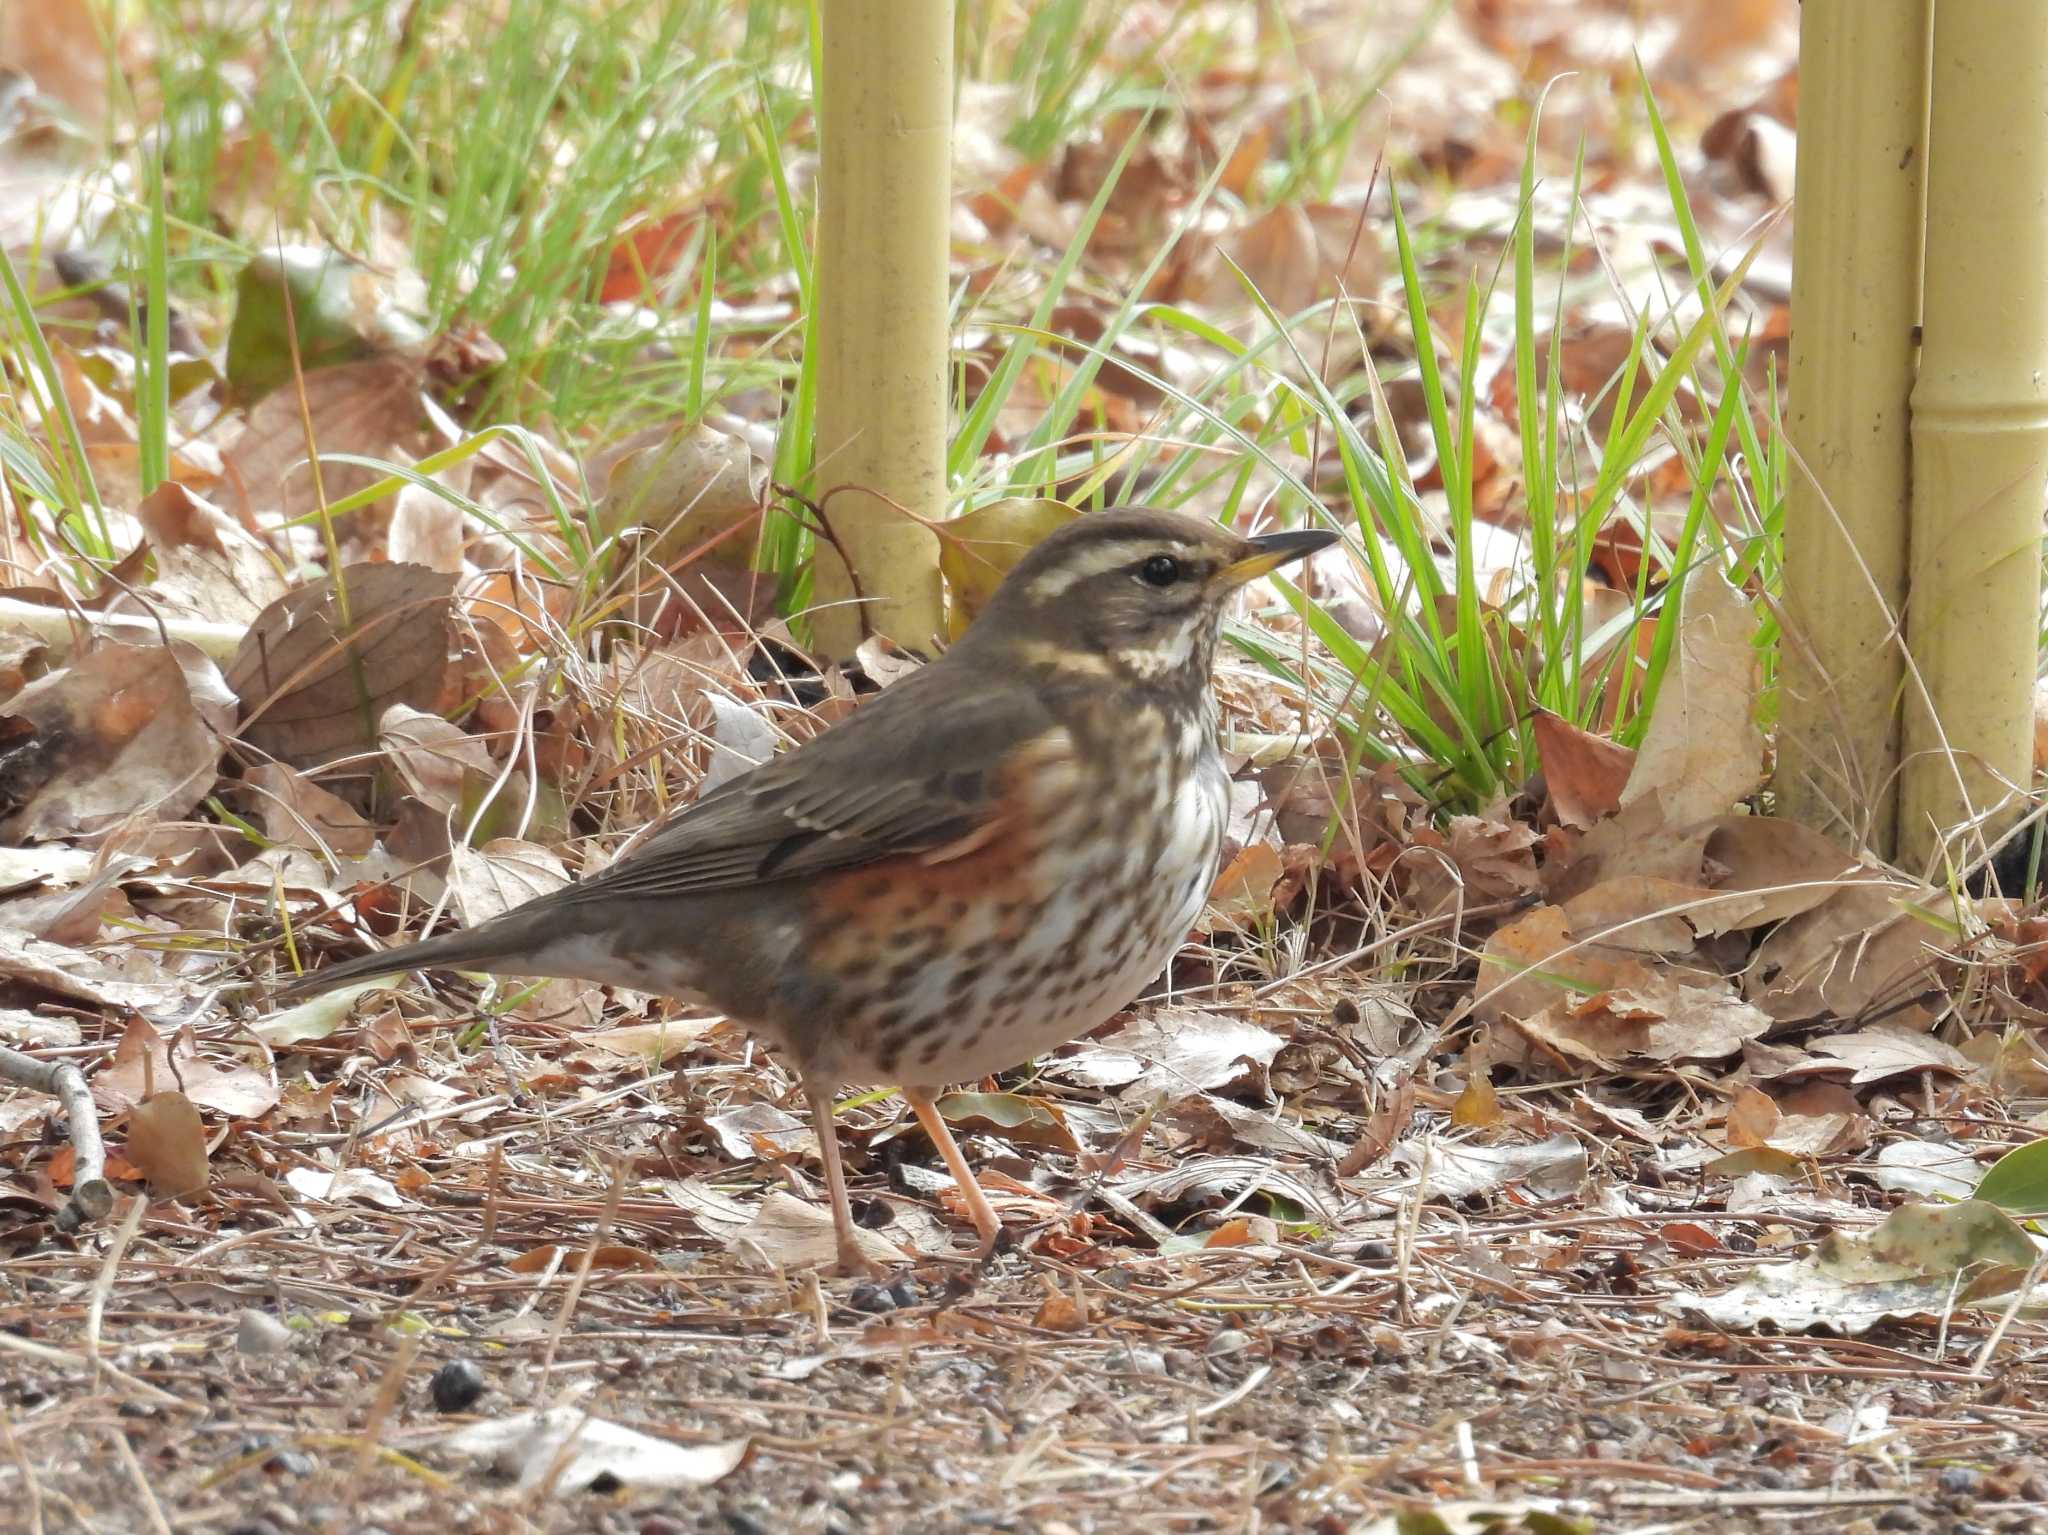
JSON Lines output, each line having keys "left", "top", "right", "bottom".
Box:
{"left": 1137, "top": 554, "right": 1183, "bottom": 588}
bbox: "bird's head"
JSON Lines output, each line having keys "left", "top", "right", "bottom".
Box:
{"left": 959, "top": 506, "right": 1339, "bottom": 691}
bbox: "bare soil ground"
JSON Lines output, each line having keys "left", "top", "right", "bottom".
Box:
{"left": 8, "top": 1115, "right": 2045, "bottom": 1535}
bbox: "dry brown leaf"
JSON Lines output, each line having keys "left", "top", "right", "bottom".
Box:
{"left": 573, "top": 1017, "right": 719, "bottom": 1066}
{"left": 1451, "top": 1072, "right": 1501, "bottom": 1128}
{"left": 0, "top": 928, "right": 180, "bottom": 1011}
{"left": 1473, "top": 904, "right": 1655, "bottom": 1025}
{"left": 379, "top": 703, "right": 494, "bottom": 816}
{"left": 0, "top": 863, "right": 135, "bottom": 945}
{"left": 1510, "top": 995, "right": 1648, "bottom": 1068}
{"left": 1626, "top": 978, "right": 1775, "bottom": 1061}
{"left": 1513, "top": 974, "right": 1770, "bottom": 1066}
{"left": 1805, "top": 1028, "right": 1976, "bottom": 1085}
{"left": 127, "top": 480, "right": 289, "bottom": 625}
{"left": 1543, "top": 793, "right": 1714, "bottom": 905}
{"left": 592, "top": 421, "right": 768, "bottom": 636}
{"left": 228, "top": 562, "right": 455, "bottom": 766}
{"left": 1771, "top": 1080, "right": 1871, "bottom": 1156}
{"left": 386, "top": 479, "right": 469, "bottom": 573}
{"left": 283, "top": 1166, "right": 405, "bottom": 1208}
{"left": 1444, "top": 812, "right": 1542, "bottom": 898}
{"left": 1620, "top": 564, "right": 1761, "bottom": 825}
{"left": 938, "top": 497, "right": 1080, "bottom": 637}
{"left": 703, "top": 1102, "right": 813, "bottom": 1161}
{"left": 1531, "top": 708, "right": 1635, "bottom": 828}
{"left": 1560, "top": 874, "right": 1767, "bottom": 955}
{"left": 0, "top": 642, "right": 218, "bottom": 840}
{"left": 1338, "top": 1077, "right": 1415, "bottom": 1178}
{"left": 505, "top": 1243, "right": 663, "bottom": 1274}
{"left": 223, "top": 355, "right": 429, "bottom": 527}
{"left": 92, "top": 1018, "right": 278, "bottom": 1119}
{"left": 448, "top": 838, "right": 570, "bottom": 927}
{"left": 1704, "top": 814, "right": 1868, "bottom": 928}
{"left": 1200, "top": 842, "right": 1286, "bottom": 935}
{"left": 1702, "top": 107, "right": 1797, "bottom": 203}
{"left": 242, "top": 761, "right": 377, "bottom": 858}
{"left": 1725, "top": 1084, "right": 1779, "bottom": 1148}
{"left": 1748, "top": 881, "right": 1947, "bottom": 1024}
{"left": 0, "top": 1, "right": 111, "bottom": 124}
{"left": 731, "top": 1189, "right": 903, "bottom": 1271}
{"left": 1045, "top": 1009, "right": 1285, "bottom": 1101}
{"left": 125, "top": 1092, "right": 209, "bottom": 1200}
{"left": 0, "top": 624, "right": 48, "bottom": 701}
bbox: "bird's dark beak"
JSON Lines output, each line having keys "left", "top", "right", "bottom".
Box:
{"left": 1219, "top": 526, "right": 1342, "bottom": 588}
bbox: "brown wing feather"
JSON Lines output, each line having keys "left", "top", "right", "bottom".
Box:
{"left": 553, "top": 661, "right": 1063, "bottom": 905}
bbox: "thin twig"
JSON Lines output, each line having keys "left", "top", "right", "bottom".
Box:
{"left": 109, "top": 1428, "right": 174, "bottom": 1535}
{"left": 1973, "top": 1249, "right": 2048, "bottom": 1376}
{"left": 88, "top": 1194, "right": 147, "bottom": 1377}
{"left": 539, "top": 1155, "right": 627, "bottom": 1390}
{"left": 351, "top": 1332, "right": 423, "bottom": 1485}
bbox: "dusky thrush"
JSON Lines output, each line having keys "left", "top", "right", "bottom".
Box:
{"left": 277, "top": 507, "right": 1336, "bottom": 1272}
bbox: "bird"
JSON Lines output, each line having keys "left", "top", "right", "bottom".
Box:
{"left": 275, "top": 506, "right": 1337, "bottom": 1273}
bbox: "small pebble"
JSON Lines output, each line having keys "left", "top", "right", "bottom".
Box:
{"left": 1876, "top": 1511, "right": 1922, "bottom": 1532}
{"left": 639, "top": 1516, "right": 690, "bottom": 1535}
{"left": 264, "top": 1449, "right": 316, "bottom": 1478}
{"left": 1206, "top": 1329, "right": 1252, "bottom": 1358}
{"left": 721, "top": 1511, "right": 772, "bottom": 1535}
{"left": 886, "top": 1276, "right": 916, "bottom": 1309}
{"left": 236, "top": 1310, "right": 294, "bottom": 1358}
{"left": 429, "top": 1359, "right": 487, "bottom": 1413}
{"left": 1938, "top": 1467, "right": 1980, "bottom": 1497}
{"left": 1123, "top": 1347, "right": 1168, "bottom": 1377}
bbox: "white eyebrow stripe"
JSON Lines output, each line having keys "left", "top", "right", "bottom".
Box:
{"left": 1025, "top": 537, "right": 1198, "bottom": 599}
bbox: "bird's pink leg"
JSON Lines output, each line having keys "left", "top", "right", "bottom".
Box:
{"left": 806, "top": 1085, "right": 883, "bottom": 1277}
{"left": 902, "top": 1086, "right": 1003, "bottom": 1256}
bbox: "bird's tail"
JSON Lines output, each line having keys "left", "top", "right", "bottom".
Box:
{"left": 271, "top": 910, "right": 560, "bottom": 1002}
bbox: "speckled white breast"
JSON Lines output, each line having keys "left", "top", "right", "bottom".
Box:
{"left": 836, "top": 715, "right": 1230, "bottom": 1090}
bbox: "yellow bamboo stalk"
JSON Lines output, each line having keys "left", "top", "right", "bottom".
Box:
{"left": 1901, "top": 0, "right": 2048, "bottom": 866}
{"left": 810, "top": 0, "right": 953, "bottom": 658}
{"left": 1777, "top": 0, "right": 1928, "bottom": 858}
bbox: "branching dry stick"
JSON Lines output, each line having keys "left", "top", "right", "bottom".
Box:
{"left": 0, "top": 1046, "right": 113, "bottom": 1231}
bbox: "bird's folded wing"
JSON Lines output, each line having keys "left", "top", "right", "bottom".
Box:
{"left": 555, "top": 667, "right": 1068, "bottom": 903}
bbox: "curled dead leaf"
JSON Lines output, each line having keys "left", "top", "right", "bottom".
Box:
{"left": 1619, "top": 564, "right": 1762, "bottom": 825}
{"left": 126, "top": 1091, "right": 208, "bottom": 1200}
{"left": 939, "top": 498, "right": 1079, "bottom": 639}
{"left": 127, "top": 480, "right": 288, "bottom": 625}
{"left": 1531, "top": 709, "right": 1634, "bottom": 829}
{"left": 242, "top": 761, "right": 377, "bottom": 858}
